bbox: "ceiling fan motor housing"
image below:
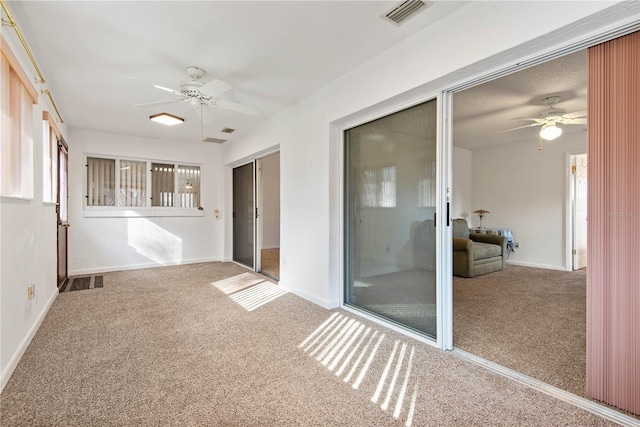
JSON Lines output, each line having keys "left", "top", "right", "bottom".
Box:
{"left": 185, "top": 66, "right": 206, "bottom": 80}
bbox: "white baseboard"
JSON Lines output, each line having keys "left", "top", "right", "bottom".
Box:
{"left": 260, "top": 245, "right": 280, "bottom": 250}
{"left": 1, "top": 288, "right": 58, "bottom": 392}
{"left": 506, "top": 260, "right": 567, "bottom": 271}
{"left": 278, "top": 281, "right": 339, "bottom": 309}
{"left": 68, "top": 257, "right": 223, "bottom": 276}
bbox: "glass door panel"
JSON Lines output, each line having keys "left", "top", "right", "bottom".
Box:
{"left": 233, "top": 163, "right": 255, "bottom": 268}
{"left": 345, "top": 99, "right": 438, "bottom": 338}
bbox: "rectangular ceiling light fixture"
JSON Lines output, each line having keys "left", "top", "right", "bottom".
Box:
{"left": 149, "top": 113, "right": 184, "bottom": 126}
{"left": 382, "top": 0, "right": 429, "bottom": 25}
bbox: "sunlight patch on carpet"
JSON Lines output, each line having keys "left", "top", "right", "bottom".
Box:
{"left": 212, "top": 273, "right": 264, "bottom": 295}
{"left": 299, "top": 313, "right": 420, "bottom": 426}
{"left": 212, "top": 273, "right": 287, "bottom": 311}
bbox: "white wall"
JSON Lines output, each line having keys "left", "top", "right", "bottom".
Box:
{"left": 68, "top": 129, "right": 225, "bottom": 275}
{"left": 471, "top": 132, "right": 587, "bottom": 270}
{"left": 260, "top": 152, "right": 280, "bottom": 249}
{"left": 452, "top": 147, "right": 472, "bottom": 221}
{"left": 222, "top": 2, "right": 625, "bottom": 308}
{"left": 1, "top": 28, "right": 67, "bottom": 390}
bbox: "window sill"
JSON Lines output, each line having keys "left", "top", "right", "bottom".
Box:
{"left": 83, "top": 208, "right": 205, "bottom": 218}
{"left": 1, "top": 195, "right": 35, "bottom": 202}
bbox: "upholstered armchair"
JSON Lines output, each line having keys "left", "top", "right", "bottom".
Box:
{"left": 452, "top": 218, "right": 507, "bottom": 278}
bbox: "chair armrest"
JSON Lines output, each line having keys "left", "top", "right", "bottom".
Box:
{"left": 470, "top": 233, "right": 506, "bottom": 247}
{"left": 453, "top": 237, "right": 472, "bottom": 252}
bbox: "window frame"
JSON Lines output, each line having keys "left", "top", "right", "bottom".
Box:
{"left": 83, "top": 153, "right": 204, "bottom": 218}
{"left": 42, "top": 111, "right": 63, "bottom": 204}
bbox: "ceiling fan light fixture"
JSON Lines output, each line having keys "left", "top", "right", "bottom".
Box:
{"left": 540, "top": 122, "right": 562, "bottom": 140}
{"left": 149, "top": 113, "right": 184, "bottom": 126}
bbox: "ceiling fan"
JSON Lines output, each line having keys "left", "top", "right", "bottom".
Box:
{"left": 127, "top": 66, "right": 260, "bottom": 140}
{"left": 503, "top": 96, "right": 587, "bottom": 148}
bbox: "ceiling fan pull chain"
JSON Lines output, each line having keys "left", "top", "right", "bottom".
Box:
{"left": 200, "top": 102, "right": 204, "bottom": 142}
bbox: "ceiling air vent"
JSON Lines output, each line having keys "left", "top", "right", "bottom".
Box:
{"left": 202, "top": 137, "right": 227, "bottom": 144}
{"left": 382, "top": 0, "right": 429, "bottom": 25}
{"left": 221, "top": 127, "right": 235, "bottom": 134}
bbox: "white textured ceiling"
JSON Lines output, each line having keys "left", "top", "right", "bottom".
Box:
{"left": 8, "top": 1, "right": 467, "bottom": 144}
{"left": 453, "top": 50, "right": 587, "bottom": 150}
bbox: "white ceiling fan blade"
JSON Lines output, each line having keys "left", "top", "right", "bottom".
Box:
{"left": 212, "top": 99, "right": 260, "bottom": 116}
{"left": 511, "top": 117, "right": 544, "bottom": 122}
{"left": 200, "top": 79, "right": 232, "bottom": 97}
{"left": 563, "top": 115, "right": 587, "bottom": 120}
{"left": 564, "top": 109, "right": 587, "bottom": 119}
{"left": 124, "top": 76, "right": 182, "bottom": 96}
{"left": 134, "top": 98, "right": 184, "bottom": 108}
{"left": 565, "top": 118, "right": 588, "bottom": 125}
{"left": 499, "top": 122, "right": 541, "bottom": 133}
{"left": 153, "top": 84, "right": 181, "bottom": 95}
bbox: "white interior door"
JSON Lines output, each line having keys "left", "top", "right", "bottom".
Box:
{"left": 572, "top": 154, "right": 587, "bottom": 270}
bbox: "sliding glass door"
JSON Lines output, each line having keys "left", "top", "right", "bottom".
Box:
{"left": 345, "top": 99, "right": 438, "bottom": 338}
{"left": 233, "top": 162, "right": 255, "bottom": 268}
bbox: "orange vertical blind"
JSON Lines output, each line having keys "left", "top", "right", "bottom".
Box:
{"left": 587, "top": 30, "right": 640, "bottom": 415}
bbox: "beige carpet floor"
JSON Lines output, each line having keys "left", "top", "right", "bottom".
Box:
{"left": 0, "top": 262, "right": 616, "bottom": 426}
{"left": 453, "top": 264, "right": 586, "bottom": 396}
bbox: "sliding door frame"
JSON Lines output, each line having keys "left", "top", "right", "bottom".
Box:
{"left": 336, "top": 91, "right": 453, "bottom": 350}
{"left": 332, "top": 14, "right": 639, "bottom": 354}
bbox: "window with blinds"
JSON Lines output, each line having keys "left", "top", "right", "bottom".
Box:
{"left": 361, "top": 166, "right": 397, "bottom": 208}
{"left": 151, "top": 163, "right": 174, "bottom": 207}
{"left": 42, "top": 120, "right": 58, "bottom": 203}
{"left": 119, "top": 160, "right": 147, "bottom": 207}
{"left": 87, "top": 157, "right": 116, "bottom": 206}
{"left": 85, "top": 156, "right": 201, "bottom": 211}
{"left": 1, "top": 47, "right": 36, "bottom": 198}
{"left": 178, "top": 165, "right": 201, "bottom": 208}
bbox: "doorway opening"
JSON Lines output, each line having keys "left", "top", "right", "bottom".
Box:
{"left": 232, "top": 152, "right": 280, "bottom": 280}
{"left": 451, "top": 49, "right": 589, "bottom": 397}
{"left": 257, "top": 152, "right": 280, "bottom": 279}
{"left": 570, "top": 153, "right": 587, "bottom": 271}
{"left": 57, "top": 139, "right": 69, "bottom": 287}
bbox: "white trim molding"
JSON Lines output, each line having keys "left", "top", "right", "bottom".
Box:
{"left": 1, "top": 288, "right": 58, "bottom": 392}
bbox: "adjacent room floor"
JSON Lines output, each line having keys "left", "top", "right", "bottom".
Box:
{"left": 260, "top": 248, "right": 280, "bottom": 279}
{"left": 0, "top": 262, "right": 617, "bottom": 426}
{"left": 453, "top": 264, "right": 587, "bottom": 396}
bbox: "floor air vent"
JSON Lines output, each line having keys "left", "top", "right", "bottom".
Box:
{"left": 382, "top": 0, "right": 429, "bottom": 25}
